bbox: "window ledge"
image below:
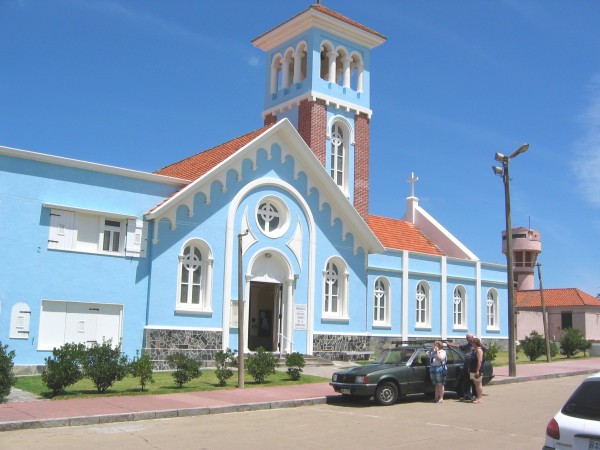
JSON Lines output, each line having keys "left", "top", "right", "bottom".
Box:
{"left": 321, "top": 316, "right": 349, "bottom": 323}
{"left": 372, "top": 324, "right": 391, "bottom": 330}
{"left": 486, "top": 328, "right": 500, "bottom": 333}
{"left": 175, "top": 308, "right": 212, "bottom": 316}
{"left": 415, "top": 326, "right": 432, "bottom": 331}
{"left": 453, "top": 326, "right": 468, "bottom": 332}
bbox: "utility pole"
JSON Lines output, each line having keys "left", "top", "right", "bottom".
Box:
{"left": 237, "top": 230, "right": 249, "bottom": 389}
{"left": 536, "top": 262, "right": 552, "bottom": 362}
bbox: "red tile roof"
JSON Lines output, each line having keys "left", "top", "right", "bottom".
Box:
{"left": 516, "top": 288, "right": 600, "bottom": 308}
{"left": 368, "top": 215, "right": 444, "bottom": 256}
{"left": 154, "top": 124, "right": 274, "bottom": 181}
{"left": 252, "top": 4, "right": 386, "bottom": 44}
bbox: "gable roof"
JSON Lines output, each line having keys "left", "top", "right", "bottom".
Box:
{"left": 516, "top": 288, "right": 600, "bottom": 308}
{"left": 368, "top": 215, "right": 444, "bottom": 256}
{"left": 155, "top": 124, "right": 274, "bottom": 181}
{"left": 146, "top": 119, "right": 384, "bottom": 254}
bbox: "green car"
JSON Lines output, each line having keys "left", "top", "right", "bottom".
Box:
{"left": 330, "top": 342, "right": 494, "bottom": 405}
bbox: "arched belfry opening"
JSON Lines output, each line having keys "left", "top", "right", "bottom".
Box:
{"left": 246, "top": 251, "right": 295, "bottom": 353}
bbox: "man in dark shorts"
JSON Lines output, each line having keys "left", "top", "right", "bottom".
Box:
{"left": 448, "top": 333, "right": 486, "bottom": 400}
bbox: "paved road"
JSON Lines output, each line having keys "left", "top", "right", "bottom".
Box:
{"left": 1, "top": 373, "right": 586, "bottom": 450}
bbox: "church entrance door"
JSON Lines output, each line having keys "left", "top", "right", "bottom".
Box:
{"left": 248, "top": 281, "right": 282, "bottom": 352}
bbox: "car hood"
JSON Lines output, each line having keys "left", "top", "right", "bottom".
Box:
{"left": 335, "top": 364, "right": 396, "bottom": 375}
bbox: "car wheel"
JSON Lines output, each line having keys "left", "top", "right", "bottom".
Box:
{"left": 375, "top": 381, "right": 398, "bottom": 406}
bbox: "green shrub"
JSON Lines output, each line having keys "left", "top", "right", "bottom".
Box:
{"left": 0, "top": 341, "right": 16, "bottom": 402}
{"left": 521, "top": 331, "right": 546, "bottom": 362}
{"left": 550, "top": 341, "right": 559, "bottom": 358}
{"left": 166, "top": 353, "right": 202, "bottom": 388}
{"left": 41, "top": 342, "right": 85, "bottom": 396}
{"left": 214, "top": 348, "right": 236, "bottom": 386}
{"left": 560, "top": 328, "right": 588, "bottom": 358}
{"left": 285, "top": 352, "right": 305, "bottom": 381}
{"left": 129, "top": 352, "right": 154, "bottom": 392}
{"left": 81, "top": 340, "right": 129, "bottom": 393}
{"left": 246, "top": 347, "right": 277, "bottom": 384}
{"left": 484, "top": 343, "right": 499, "bottom": 362}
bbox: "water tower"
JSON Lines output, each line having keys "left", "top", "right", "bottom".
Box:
{"left": 502, "top": 227, "right": 542, "bottom": 290}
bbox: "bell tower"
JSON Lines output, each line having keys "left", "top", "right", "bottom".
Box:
{"left": 252, "top": 4, "right": 386, "bottom": 220}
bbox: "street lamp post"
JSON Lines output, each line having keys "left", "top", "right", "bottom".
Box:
{"left": 492, "top": 143, "right": 529, "bottom": 378}
{"left": 237, "top": 230, "right": 249, "bottom": 389}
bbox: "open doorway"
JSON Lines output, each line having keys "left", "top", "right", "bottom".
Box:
{"left": 248, "top": 282, "right": 281, "bottom": 351}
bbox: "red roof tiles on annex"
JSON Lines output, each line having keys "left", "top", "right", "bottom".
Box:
{"left": 516, "top": 288, "right": 600, "bottom": 308}
{"left": 368, "top": 215, "right": 444, "bottom": 256}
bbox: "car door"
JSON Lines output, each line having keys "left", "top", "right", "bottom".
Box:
{"left": 443, "top": 347, "right": 463, "bottom": 391}
{"left": 406, "top": 349, "right": 432, "bottom": 394}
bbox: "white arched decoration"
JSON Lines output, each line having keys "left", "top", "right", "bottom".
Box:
{"left": 222, "top": 178, "right": 316, "bottom": 354}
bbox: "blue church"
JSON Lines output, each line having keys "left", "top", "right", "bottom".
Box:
{"left": 0, "top": 4, "right": 508, "bottom": 371}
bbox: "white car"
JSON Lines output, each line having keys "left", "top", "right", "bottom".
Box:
{"left": 543, "top": 371, "right": 600, "bottom": 450}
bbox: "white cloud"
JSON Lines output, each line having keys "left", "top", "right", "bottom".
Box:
{"left": 572, "top": 74, "right": 600, "bottom": 208}
{"left": 247, "top": 55, "right": 261, "bottom": 67}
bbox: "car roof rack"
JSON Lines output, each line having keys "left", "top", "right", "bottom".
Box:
{"left": 391, "top": 339, "right": 452, "bottom": 347}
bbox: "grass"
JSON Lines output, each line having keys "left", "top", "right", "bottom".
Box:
{"left": 15, "top": 369, "right": 328, "bottom": 400}
{"left": 491, "top": 349, "right": 592, "bottom": 366}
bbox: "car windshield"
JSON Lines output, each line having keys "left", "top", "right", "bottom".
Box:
{"left": 372, "top": 348, "right": 414, "bottom": 365}
{"left": 561, "top": 379, "right": 600, "bottom": 421}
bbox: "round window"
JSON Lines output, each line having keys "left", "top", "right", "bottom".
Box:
{"left": 256, "top": 197, "right": 289, "bottom": 238}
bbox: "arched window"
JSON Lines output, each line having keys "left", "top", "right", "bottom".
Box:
{"left": 282, "top": 48, "right": 294, "bottom": 89}
{"left": 177, "top": 239, "right": 213, "bottom": 312}
{"left": 416, "top": 281, "right": 431, "bottom": 327}
{"left": 350, "top": 52, "right": 364, "bottom": 92}
{"left": 374, "top": 277, "right": 390, "bottom": 326}
{"left": 270, "top": 54, "right": 283, "bottom": 94}
{"left": 330, "top": 120, "right": 349, "bottom": 193}
{"left": 487, "top": 289, "right": 499, "bottom": 330}
{"left": 320, "top": 41, "right": 336, "bottom": 83}
{"left": 293, "top": 42, "right": 307, "bottom": 84}
{"left": 323, "top": 258, "right": 348, "bottom": 319}
{"left": 453, "top": 286, "right": 467, "bottom": 328}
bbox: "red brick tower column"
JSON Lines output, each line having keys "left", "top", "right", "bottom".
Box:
{"left": 264, "top": 113, "right": 277, "bottom": 126}
{"left": 298, "top": 99, "right": 327, "bottom": 166}
{"left": 354, "top": 113, "right": 370, "bottom": 221}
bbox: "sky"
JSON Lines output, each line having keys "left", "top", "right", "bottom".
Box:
{"left": 1, "top": 0, "right": 599, "bottom": 297}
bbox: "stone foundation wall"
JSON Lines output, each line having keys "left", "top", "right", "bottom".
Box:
{"left": 313, "top": 334, "right": 509, "bottom": 360}
{"left": 143, "top": 329, "right": 222, "bottom": 370}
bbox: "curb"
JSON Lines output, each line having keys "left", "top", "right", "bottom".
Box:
{"left": 0, "top": 397, "right": 329, "bottom": 432}
{"left": 490, "top": 369, "right": 598, "bottom": 385}
{"left": 1, "top": 370, "right": 596, "bottom": 432}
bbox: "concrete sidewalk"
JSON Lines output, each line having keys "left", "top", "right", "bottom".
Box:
{"left": 1, "top": 358, "right": 598, "bottom": 432}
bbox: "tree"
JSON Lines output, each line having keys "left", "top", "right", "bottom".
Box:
{"left": 166, "top": 353, "right": 202, "bottom": 388}
{"left": 41, "top": 343, "right": 86, "bottom": 397}
{"left": 214, "top": 349, "right": 236, "bottom": 386}
{"left": 520, "top": 331, "right": 546, "bottom": 362}
{"left": 559, "top": 328, "right": 589, "bottom": 358}
{"left": 285, "top": 352, "right": 305, "bottom": 381}
{"left": 129, "top": 352, "right": 154, "bottom": 392}
{"left": 81, "top": 340, "right": 129, "bottom": 393}
{"left": 0, "top": 341, "right": 16, "bottom": 402}
{"left": 246, "top": 347, "right": 278, "bottom": 383}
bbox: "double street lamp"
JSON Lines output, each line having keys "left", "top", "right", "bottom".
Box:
{"left": 492, "top": 143, "right": 529, "bottom": 378}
